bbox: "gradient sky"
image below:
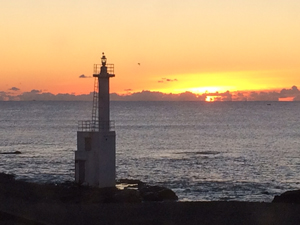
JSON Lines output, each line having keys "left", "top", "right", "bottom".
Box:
{"left": 1, "top": 0, "right": 300, "bottom": 96}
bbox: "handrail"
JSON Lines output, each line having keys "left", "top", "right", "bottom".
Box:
{"left": 93, "top": 64, "right": 114, "bottom": 75}
{"left": 78, "top": 120, "right": 115, "bottom": 131}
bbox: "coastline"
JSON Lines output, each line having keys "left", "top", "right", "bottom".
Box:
{"left": 1, "top": 173, "right": 300, "bottom": 224}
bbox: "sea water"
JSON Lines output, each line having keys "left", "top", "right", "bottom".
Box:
{"left": 0, "top": 101, "right": 300, "bottom": 202}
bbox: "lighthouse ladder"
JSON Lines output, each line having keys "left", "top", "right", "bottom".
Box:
{"left": 91, "top": 77, "right": 98, "bottom": 131}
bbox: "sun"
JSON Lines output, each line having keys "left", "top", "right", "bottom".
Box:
{"left": 205, "top": 96, "right": 216, "bottom": 102}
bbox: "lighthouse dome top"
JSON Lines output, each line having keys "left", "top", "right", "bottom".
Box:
{"left": 101, "top": 52, "right": 107, "bottom": 66}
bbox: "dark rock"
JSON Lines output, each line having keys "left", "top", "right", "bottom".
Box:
{"left": 139, "top": 185, "right": 178, "bottom": 202}
{"left": 0, "top": 173, "right": 15, "bottom": 182}
{"left": 0, "top": 172, "right": 178, "bottom": 204}
{"left": 272, "top": 190, "right": 300, "bottom": 203}
{"left": 94, "top": 187, "right": 118, "bottom": 203}
{"left": 0, "top": 151, "right": 21, "bottom": 154}
{"left": 159, "top": 188, "right": 179, "bottom": 200}
{"left": 142, "top": 192, "right": 162, "bottom": 201}
{"left": 113, "top": 189, "right": 141, "bottom": 203}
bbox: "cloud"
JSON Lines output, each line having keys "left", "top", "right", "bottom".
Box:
{"left": 204, "top": 91, "right": 232, "bottom": 101}
{"left": 79, "top": 74, "right": 92, "bottom": 78}
{"left": 124, "top": 89, "right": 132, "bottom": 92}
{"left": 276, "top": 86, "right": 300, "bottom": 101}
{"left": 111, "top": 86, "right": 300, "bottom": 101}
{"left": 0, "top": 91, "right": 10, "bottom": 101}
{"left": 248, "top": 91, "right": 279, "bottom": 101}
{"left": 125, "top": 90, "right": 167, "bottom": 101}
{"left": 111, "top": 91, "right": 202, "bottom": 101}
{"left": 177, "top": 91, "right": 199, "bottom": 101}
{"left": 167, "top": 79, "right": 178, "bottom": 82}
{"left": 233, "top": 92, "right": 248, "bottom": 101}
{"left": 158, "top": 78, "right": 178, "bottom": 83}
{"left": 31, "top": 89, "right": 41, "bottom": 94}
{"left": 2, "top": 85, "right": 300, "bottom": 102}
{"left": 9, "top": 87, "right": 20, "bottom": 91}
{"left": 293, "top": 95, "right": 300, "bottom": 101}
{"left": 279, "top": 85, "right": 299, "bottom": 98}
{"left": 18, "top": 90, "right": 93, "bottom": 101}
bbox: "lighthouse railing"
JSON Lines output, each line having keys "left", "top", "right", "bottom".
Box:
{"left": 93, "top": 64, "right": 114, "bottom": 75}
{"left": 78, "top": 120, "right": 115, "bottom": 132}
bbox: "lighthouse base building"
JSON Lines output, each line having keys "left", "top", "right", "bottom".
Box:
{"left": 75, "top": 130, "right": 115, "bottom": 187}
{"left": 75, "top": 53, "right": 116, "bottom": 188}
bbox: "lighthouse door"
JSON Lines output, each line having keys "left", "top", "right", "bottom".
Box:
{"left": 78, "top": 160, "right": 85, "bottom": 184}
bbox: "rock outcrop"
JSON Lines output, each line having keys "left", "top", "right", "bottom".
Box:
{"left": 139, "top": 184, "right": 178, "bottom": 201}
{"left": 116, "top": 179, "right": 178, "bottom": 202}
{"left": 273, "top": 190, "right": 300, "bottom": 204}
{"left": 0, "top": 173, "right": 178, "bottom": 204}
{"left": 0, "top": 151, "right": 21, "bottom": 154}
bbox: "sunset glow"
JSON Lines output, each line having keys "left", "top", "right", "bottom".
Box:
{"left": 188, "top": 87, "right": 224, "bottom": 94}
{"left": 278, "top": 97, "right": 295, "bottom": 102}
{"left": 205, "top": 96, "right": 217, "bottom": 102}
{"left": 1, "top": 0, "right": 300, "bottom": 101}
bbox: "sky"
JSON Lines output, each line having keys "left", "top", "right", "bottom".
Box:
{"left": 1, "top": 0, "right": 300, "bottom": 101}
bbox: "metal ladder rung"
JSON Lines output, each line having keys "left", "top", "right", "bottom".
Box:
{"left": 91, "top": 77, "right": 98, "bottom": 130}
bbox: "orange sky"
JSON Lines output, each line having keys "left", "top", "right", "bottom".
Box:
{"left": 1, "top": 0, "right": 300, "bottom": 96}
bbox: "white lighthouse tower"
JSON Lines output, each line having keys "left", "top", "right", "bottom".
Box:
{"left": 75, "top": 53, "right": 116, "bottom": 188}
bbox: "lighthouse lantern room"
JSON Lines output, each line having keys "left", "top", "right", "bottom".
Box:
{"left": 75, "top": 53, "right": 116, "bottom": 188}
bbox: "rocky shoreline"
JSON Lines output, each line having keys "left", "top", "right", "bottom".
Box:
{"left": 1, "top": 172, "right": 300, "bottom": 224}
{"left": 0, "top": 173, "right": 178, "bottom": 204}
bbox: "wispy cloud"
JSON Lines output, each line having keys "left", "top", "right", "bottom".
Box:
{"left": 30, "top": 89, "right": 41, "bottom": 94}
{"left": 158, "top": 78, "right": 178, "bottom": 83}
{"left": 9, "top": 87, "right": 20, "bottom": 91}
{"left": 79, "top": 74, "right": 92, "bottom": 78}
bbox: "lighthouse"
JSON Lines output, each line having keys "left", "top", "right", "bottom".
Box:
{"left": 75, "top": 53, "right": 116, "bottom": 188}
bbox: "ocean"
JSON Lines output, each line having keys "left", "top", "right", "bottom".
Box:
{"left": 0, "top": 101, "right": 300, "bottom": 202}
